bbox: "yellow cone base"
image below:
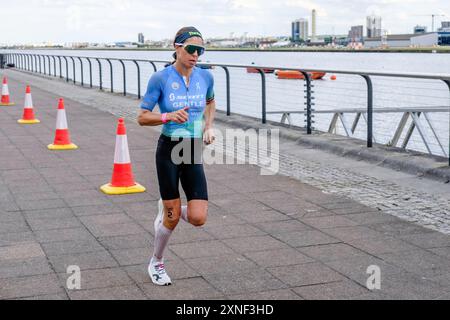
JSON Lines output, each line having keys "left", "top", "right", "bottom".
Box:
{"left": 47, "top": 143, "right": 78, "bottom": 150}
{"left": 0, "top": 102, "right": 15, "bottom": 106}
{"left": 18, "top": 119, "right": 40, "bottom": 124}
{"left": 100, "top": 183, "right": 146, "bottom": 195}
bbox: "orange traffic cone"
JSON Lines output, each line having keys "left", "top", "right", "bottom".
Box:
{"left": 100, "top": 118, "right": 146, "bottom": 195}
{"left": 0, "top": 77, "right": 15, "bottom": 106}
{"left": 18, "top": 86, "right": 40, "bottom": 124}
{"left": 48, "top": 98, "right": 78, "bottom": 150}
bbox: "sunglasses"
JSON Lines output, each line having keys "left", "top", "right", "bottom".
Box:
{"left": 175, "top": 43, "right": 206, "bottom": 56}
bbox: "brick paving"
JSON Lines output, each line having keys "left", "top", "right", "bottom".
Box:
{"left": 0, "top": 70, "right": 449, "bottom": 300}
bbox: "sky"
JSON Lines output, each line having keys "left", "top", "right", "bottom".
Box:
{"left": 1, "top": 0, "right": 450, "bottom": 44}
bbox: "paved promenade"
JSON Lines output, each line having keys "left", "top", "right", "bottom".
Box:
{"left": 0, "top": 69, "right": 449, "bottom": 300}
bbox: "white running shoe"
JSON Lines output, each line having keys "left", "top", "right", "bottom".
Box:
{"left": 148, "top": 258, "right": 172, "bottom": 286}
{"left": 154, "top": 198, "right": 164, "bottom": 234}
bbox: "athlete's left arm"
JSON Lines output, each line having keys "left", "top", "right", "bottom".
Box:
{"left": 203, "top": 100, "right": 216, "bottom": 145}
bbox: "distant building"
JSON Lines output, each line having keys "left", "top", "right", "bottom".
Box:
{"left": 311, "top": 9, "right": 317, "bottom": 42}
{"left": 411, "top": 32, "right": 450, "bottom": 46}
{"left": 414, "top": 25, "right": 427, "bottom": 34}
{"left": 138, "top": 33, "right": 145, "bottom": 44}
{"left": 364, "top": 34, "right": 415, "bottom": 48}
{"left": 291, "top": 19, "right": 308, "bottom": 43}
{"left": 348, "top": 25, "right": 364, "bottom": 42}
{"left": 367, "top": 15, "right": 382, "bottom": 38}
{"left": 438, "top": 21, "right": 450, "bottom": 32}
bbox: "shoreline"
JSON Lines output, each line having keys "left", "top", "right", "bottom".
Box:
{"left": 3, "top": 47, "right": 450, "bottom": 54}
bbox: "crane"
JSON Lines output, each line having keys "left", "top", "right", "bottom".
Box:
{"left": 415, "top": 14, "right": 446, "bottom": 32}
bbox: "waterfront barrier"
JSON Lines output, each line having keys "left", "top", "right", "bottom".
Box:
{"left": 3, "top": 52, "right": 450, "bottom": 164}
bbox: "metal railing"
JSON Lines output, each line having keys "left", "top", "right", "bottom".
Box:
{"left": 3, "top": 52, "right": 450, "bottom": 164}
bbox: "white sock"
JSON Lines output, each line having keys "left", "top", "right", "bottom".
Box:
{"left": 181, "top": 205, "right": 189, "bottom": 223}
{"left": 152, "top": 224, "right": 173, "bottom": 262}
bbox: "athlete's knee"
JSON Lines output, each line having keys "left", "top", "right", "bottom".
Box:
{"left": 164, "top": 203, "right": 181, "bottom": 228}
{"left": 189, "top": 209, "right": 208, "bottom": 227}
{"left": 190, "top": 216, "right": 207, "bottom": 227}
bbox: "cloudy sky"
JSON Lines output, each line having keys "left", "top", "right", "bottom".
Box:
{"left": 2, "top": 0, "right": 449, "bottom": 44}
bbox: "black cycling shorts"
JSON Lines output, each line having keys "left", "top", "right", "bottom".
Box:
{"left": 155, "top": 134, "right": 208, "bottom": 201}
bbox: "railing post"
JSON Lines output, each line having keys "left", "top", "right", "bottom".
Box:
{"left": 57, "top": 56, "right": 62, "bottom": 78}
{"left": 77, "top": 57, "right": 84, "bottom": 86}
{"left": 444, "top": 80, "right": 450, "bottom": 166}
{"left": 42, "top": 55, "right": 47, "bottom": 75}
{"left": 46, "top": 56, "right": 51, "bottom": 75}
{"left": 51, "top": 56, "right": 56, "bottom": 76}
{"left": 62, "top": 56, "right": 69, "bottom": 82}
{"left": 118, "top": 59, "right": 126, "bottom": 96}
{"left": 27, "top": 54, "right": 31, "bottom": 71}
{"left": 221, "top": 66, "right": 231, "bottom": 116}
{"left": 362, "top": 75, "right": 373, "bottom": 148}
{"left": 106, "top": 59, "right": 113, "bottom": 93}
{"left": 69, "top": 57, "right": 76, "bottom": 84}
{"left": 257, "top": 69, "right": 267, "bottom": 124}
{"left": 86, "top": 58, "right": 93, "bottom": 88}
{"left": 133, "top": 60, "right": 141, "bottom": 99}
{"left": 300, "top": 71, "right": 314, "bottom": 134}
{"left": 149, "top": 61, "right": 157, "bottom": 72}
{"left": 38, "top": 55, "right": 42, "bottom": 74}
{"left": 96, "top": 58, "right": 103, "bottom": 90}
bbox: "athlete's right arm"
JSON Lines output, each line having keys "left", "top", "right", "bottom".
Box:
{"left": 137, "top": 108, "right": 189, "bottom": 126}
{"left": 137, "top": 72, "right": 189, "bottom": 126}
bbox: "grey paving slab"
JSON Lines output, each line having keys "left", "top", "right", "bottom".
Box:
{"left": 41, "top": 239, "right": 105, "bottom": 257}
{"left": 170, "top": 240, "right": 236, "bottom": 259}
{"left": 18, "top": 293, "right": 69, "bottom": 300}
{"left": 398, "top": 232, "right": 450, "bottom": 249}
{"left": 267, "top": 262, "right": 346, "bottom": 287}
{"left": 378, "top": 250, "right": 450, "bottom": 278}
{"left": 322, "top": 256, "right": 407, "bottom": 287}
{"left": 379, "top": 272, "right": 449, "bottom": 300}
{"left": 272, "top": 230, "right": 341, "bottom": 248}
{"left": 223, "top": 235, "right": 291, "bottom": 253}
{"left": 300, "top": 216, "right": 359, "bottom": 229}
{"left": 228, "top": 289, "right": 303, "bottom": 300}
{"left": 292, "top": 280, "right": 372, "bottom": 300}
{"left": 0, "top": 274, "right": 64, "bottom": 299}
{"left": 202, "top": 268, "right": 287, "bottom": 296}
{"left": 34, "top": 227, "right": 95, "bottom": 243}
{"left": 0, "top": 231, "right": 36, "bottom": 247}
{"left": 140, "top": 277, "right": 225, "bottom": 300}
{"left": 0, "top": 242, "right": 45, "bottom": 261}
{"left": 48, "top": 250, "right": 119, "bottom": 273}
{"left": 0, "top": 257, "right": 54, "bottom": 279}
{"left": 346, "top": 236, "right": 423, "bottom": 256}
{"left": 322, "top": 226, "right": 387, "bottom": 242}
{"left": 252, "top": 220, "right": 312, "bottom": 234}
{"left": 0, "top": 219, "right": 30, "bottom": 234}
{"left": 68, "top": 285, "right": 147, "bottom": 300}
{"left": 98, "top": 233, "right": 153, "bottom": 251}
{"left": 430, "top": 247, "right": 450, "bottom": 260}
{"left": 298, "top": 243, "right": 370, "bottom": 262}
{"left": 57, "top": 268, "right": 133, "bottom": 291}
{"left": 244, "top": 248, "right": 315, "bottom": 267}
{"left": 184, "top": 254, "right": 258, "bottom": 276}
{"left": 26, "top": 216, "right": 83, "bottom": 231}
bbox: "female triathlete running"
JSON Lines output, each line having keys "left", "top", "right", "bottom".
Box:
{"left": 137, "top": 26, "right": 216, "bottom": 286}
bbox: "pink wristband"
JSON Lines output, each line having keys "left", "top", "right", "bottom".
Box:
{"left": 161, "top": 113, "right": 168, "bottom": 124}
